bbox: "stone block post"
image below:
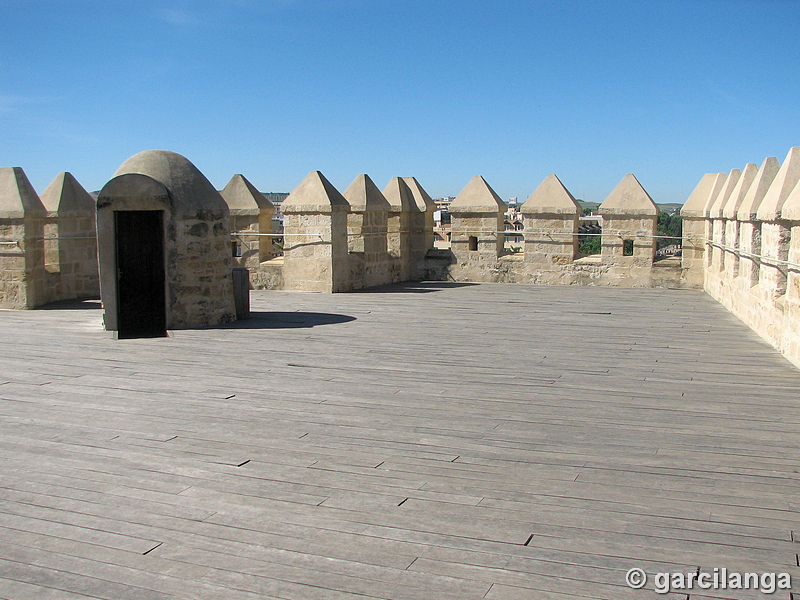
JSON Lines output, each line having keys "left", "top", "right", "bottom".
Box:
{"left": 40, "top": 172, "right": 99, "bottom": 302}
{"left": 282, "top": 171, "right": 351, "bottom": 293}
{"left": 521, "top": 174, "right": 580, "bottom": 269}
{"left": 707, "top": 168, "right": 741, "bottom": 277}
{"left": 681, "top": 172, "right": 727, "bottom": 288}
{"left": 720, "top": 163, "right": 758, "bottom": 281}
{"left": 382, "top": 177, "right": 414, "bottom": 283}
{"left": 220, "top": 174, "right": 276, "bottom": 268}
{"left": 0, "top": 167, "right": 47, "bottom": 309}
{"left": 736, "top": 157, "right": 780, "bottom": 288}
{"left": 448, "top": 176, "right": 505, "bottom": 281}
{"left": 598, "top": 174, "right": 658, "bottom": 277}
{"left": 343, "top": 174, "right": 391, "bottom": 289}
{"left": 755, "top": 147, "right": 800, "bottom": 300}
{"left": 402, "top": 177, "right": 436, "bottom": 279}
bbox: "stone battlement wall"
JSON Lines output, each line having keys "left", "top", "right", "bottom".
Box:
{"left": 0, "top": 161, "right": 691, "bottom": 313}
{"left": 4, "top": 148, "right": 800, "bottom": 371}
{"left": 0, "top": 168, "right": 98, "bottom": 309}
{"left": 257, "top": 170, "right": 689, "bottom": 292}
{"left": 680, "top": 147, "right": 800, "bottom": 369}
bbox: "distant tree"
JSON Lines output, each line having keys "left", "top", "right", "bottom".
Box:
{"left": 579, "top": 236, "right": 601, "bottom": 255}
{"left": 656, "top": 211, "right": 682, "bottom": 249}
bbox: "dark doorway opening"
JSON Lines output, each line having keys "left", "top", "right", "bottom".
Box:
{"left": 115, "top": 210, "right": 167, "bottom": 339}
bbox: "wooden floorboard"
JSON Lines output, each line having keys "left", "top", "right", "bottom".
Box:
{"left": 1, "top": 283, "right": 799, "bottom": 599}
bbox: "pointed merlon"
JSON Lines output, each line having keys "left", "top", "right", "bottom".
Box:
{"left": 681, "top": 172, "right": 727, "bottom": 218}
{"left": 708, "top": 168, "right": 741, "bottom": 219}
{"left": 220, "top": 174, "right": 274, "bottom": 214}
{"left": 281, "top": 171, "right": 349, "bottom": 213}
{"left": 401, "top": 177, "right": 437, "bottom": 212}
{"left": 449, "top": 176, "right": 506, "bottom": 213}
{"left": 737, "top": 157, "right": 780, "bottom": 221}
{"left": 343, "top": 174, "right": 391, "bottom": 212}
{"left": 780, "top": 178, "right": 800, "bottom": 220}
{"left": 0, "top": 167, "right": 46, "bottom": 219}
{"left": 598, "top": 174, "right": 658, "bottom": 216}
{"left": 756, "top": 147, "right": 800, "bottom": 221}
{"left": 40, "top": 172, "right": 95, "bottom": 214}
{"left": 382, "top": 177, "right": 416, "bottom": 212}
{"left": 521, "top": 174, "right": 581, "bottom": 215}
{"left": 721, "top": 163, "right": 758, "bottom": 219}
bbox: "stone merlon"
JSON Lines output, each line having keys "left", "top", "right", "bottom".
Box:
{"left": 0, "top": 167, "right": 46, "bottom": 219}
{"left": 598, "top": 174, "right": 658, "bottom": 216}
{"left": 521, "top": 174, "right": 581, "bottom": 215}
{"left": 282, "top": 170, "right": 349, "bottom": 214}
{"left": 220, "top": 173, "right": 274, "bottom": 216}
{"left": 343, "top": 174, "right": 391, "bottom": 212}
{"left": 449, "top": 175, "right": 506, "bottom": 213}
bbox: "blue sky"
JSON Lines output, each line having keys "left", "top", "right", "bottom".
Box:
{"left": 2, "top": 0, "right": 799, "bottom": 203}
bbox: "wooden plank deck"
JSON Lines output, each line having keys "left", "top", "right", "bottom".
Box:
{"left": 1, "top": 283, "right": 799, "bottom": 599}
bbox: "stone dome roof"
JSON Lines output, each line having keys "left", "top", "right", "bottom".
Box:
{"left": 110, "top": 150, "right": 227, "bottom": 215}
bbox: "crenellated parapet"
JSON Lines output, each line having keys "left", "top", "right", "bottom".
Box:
{"left": 684, "top": 146, "right": 800, "bottom": 368}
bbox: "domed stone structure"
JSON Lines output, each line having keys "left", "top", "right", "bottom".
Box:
{"left": 96, "top": 150, "right": 237, "bottom": 337}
